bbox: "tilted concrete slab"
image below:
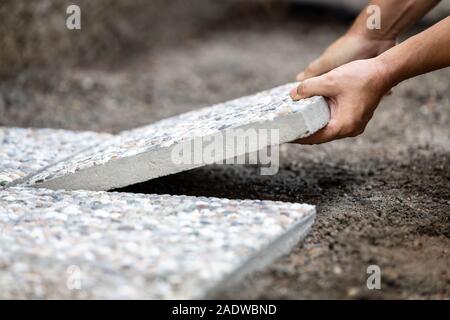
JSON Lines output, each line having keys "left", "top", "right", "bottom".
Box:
{"left": 0, "top": 127, "right": 111, "bottom": 187}
{"left": 0, "top": 187, "right": 315, "bottom": 299}
{"left": 22, "top": 83, "right": 329, "bottom": 191}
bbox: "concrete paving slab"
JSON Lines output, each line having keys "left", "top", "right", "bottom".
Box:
{"left": 0, "top": 127, "right": 111, "bottom": 187}
{"left": 24, "top": 83, "right": 329, "bottom": 190}
{"left": 0, "top": 187, "right": 315, "bottom": 299}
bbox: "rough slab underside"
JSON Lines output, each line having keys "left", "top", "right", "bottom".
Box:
{"left": 23, "top": 83, "right": 329, "bottom": 191}
{"left": 0, "top": 127, "right": 111, "bottom": 187}
{"left": 0, "top": 187, "right": 315, "bottom": 299}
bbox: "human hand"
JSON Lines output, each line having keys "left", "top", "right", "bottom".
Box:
{"left": 296, "top": 34, "right": 395, "bottom": 81}
{"left": 290, "top": 58, "right": 392, "bottom": 144}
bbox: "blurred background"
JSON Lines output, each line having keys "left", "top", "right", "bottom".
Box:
{"left": 0, "top": 0, "right": 449, "bottom": 299}
{"left": 0, "top": 0, "right": 448, "bottom": 78}
{"left": 0, "top": 0, "right": 448, "bottom": 132}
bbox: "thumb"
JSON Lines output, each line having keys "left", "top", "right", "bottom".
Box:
{"left": 289, "top": 75, "right": 336, "bottom": 101}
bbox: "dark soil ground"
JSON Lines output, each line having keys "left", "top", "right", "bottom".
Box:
{"left": 1, "top": 3, "right": 449, "bottom": 299}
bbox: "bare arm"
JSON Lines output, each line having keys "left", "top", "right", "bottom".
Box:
{"left": 297, "top": 0, "right": 442, "bottom": 81}
{"left": 350, "top": 0, "right": 441, "bottom": 40}
{"left": 290, "top": 16, "right": 450, "bottom": 144}
{"left": 379, "top": 16, "right": 450, "bottom": 86}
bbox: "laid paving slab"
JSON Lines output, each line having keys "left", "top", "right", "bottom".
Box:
{"left": 0, "top": 187, "right": 315, "bottom": 299}
{"left": 23, "top": 83, "right": 329, "bottom": 191}
{"left": 0, "top": 127, "right": 111, "bottom": 187}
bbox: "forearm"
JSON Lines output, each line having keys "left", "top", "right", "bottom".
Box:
{"left": 377, "top": 16, "right": 450, "bottom": 87}
{"left": 349, "top": 0, "right": 441, "bottom": 40}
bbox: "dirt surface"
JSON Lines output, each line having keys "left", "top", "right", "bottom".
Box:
{"left": 1, "top": 3, "right": 449, "bottom": 299}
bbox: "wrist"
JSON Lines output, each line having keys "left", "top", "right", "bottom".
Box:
{"left": 342, "top": 32, "right": 396, "bottom": 59}
{"left": 354, "top": 26, "right": 398, "bottom": 43}
{"left": 371, "top": 56, "right": 395, "bottom": 94}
